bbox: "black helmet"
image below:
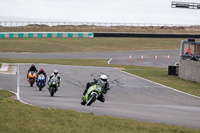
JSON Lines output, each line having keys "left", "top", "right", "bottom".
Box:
{"left": 31, "top": 64, "right": 35, "bottom": 68}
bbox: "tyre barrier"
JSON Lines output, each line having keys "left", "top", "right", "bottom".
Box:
{"left": 0, "top": 32, "right": 94, "bottom": 38}
{"left": 168, "top": 66, "right": 177, "bottom": 75}
{"left": 94, "top": 33, "right": 200, "bottom": 38}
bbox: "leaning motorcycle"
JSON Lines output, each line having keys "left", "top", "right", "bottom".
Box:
{"left": 28, "top": 71, "right": 37, "bottom": 87}
{"left": 36, "top": 74, "right": 46, "bottom": 91}
{"left": 48, "top": 78, "right": 59, "bottom": 97}
{"left": 81, "top": 82, "right": 105, "bottom": 106}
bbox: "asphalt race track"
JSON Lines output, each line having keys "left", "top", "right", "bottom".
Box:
{"left": 0, "top": 49, "right": 180, "bottom": 68}
{"left": 0, "top": 50, "right": 200, "bottom": 128}
{"left": 0, "top": 63, "right": 200, "bottom": 128}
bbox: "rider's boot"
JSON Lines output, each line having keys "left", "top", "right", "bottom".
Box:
{"left": 83, "top": 88, "right": 88, "bottom": 96}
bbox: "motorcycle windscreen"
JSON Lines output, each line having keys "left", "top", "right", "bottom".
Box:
{"left": 97, "top": 80, "right": 105, "bottom": 88}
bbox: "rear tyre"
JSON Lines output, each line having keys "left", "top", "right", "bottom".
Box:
{"left": 87, "top": 93, "right": 97, "bottom": 106}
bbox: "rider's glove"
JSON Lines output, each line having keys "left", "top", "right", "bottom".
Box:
{"left": 93, "top": 78, "right": 97, "bottom": 83}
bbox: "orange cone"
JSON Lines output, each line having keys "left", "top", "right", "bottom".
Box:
{"left": 141, "top": 55, "right": 144, "bottom": 60}
{"left": 167, "top": 55, "right": 170, "bottom": 60}
{"left": 155, "top": 54, "right": 158, "bottom": 60}
{"left": 129, "top": 55, "right": 132, "bottom": 60}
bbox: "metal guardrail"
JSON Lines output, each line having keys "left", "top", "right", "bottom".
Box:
{"left": 0, "top": 21, "right": 199, "bottom": 27}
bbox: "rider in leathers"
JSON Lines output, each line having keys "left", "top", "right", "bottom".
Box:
{"left": 47, "top": 69, "right": 61, "bottom": 91}
{"left": 27, "top": 64, "right": 38, "bottom": 78}
{"left": 37, "top": 69, "right": 47, "bottom": 82}
{"left": 83, "top": 75, "right": 110, "bottom": 102}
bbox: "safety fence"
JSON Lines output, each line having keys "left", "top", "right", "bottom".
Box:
{"left": 0, "top": 21, "right": 198, "bottom": 27}
{"left": 0, "top": 32, "right": 94, "bottom": 38}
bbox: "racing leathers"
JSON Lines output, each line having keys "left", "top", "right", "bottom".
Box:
{"left": 83, "top": 78, "right": 110, "bottom": 102}
{"left": 47, "top": 73, "right": 61, "bottom": 91}
{"left": 27, "top": 64, "right": 38, "bottom": 78}
{"left": 37, "top": 71, "right": 47, "bottom": 82}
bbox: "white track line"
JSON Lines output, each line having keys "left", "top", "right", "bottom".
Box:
{"left": 108, "top": 58, "right": 112, "bottom": 64}
{"left": 119, "top": 70, "right": 200, "bottom": 99}
{"left": 17, "top": 64, "right": 32, "bottom": 105}
{"left": 16, "top": 64, "right": 20, "bottom": 100}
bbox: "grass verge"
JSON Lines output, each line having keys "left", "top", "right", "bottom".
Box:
{"left": 0, "top": 58, "right": 199, "bottom": 97}
{"left": 0, "top": 38, "right": 189, "bottom": 53}
{"left": 0, "top": 89, "right": 200, "bottom": 133}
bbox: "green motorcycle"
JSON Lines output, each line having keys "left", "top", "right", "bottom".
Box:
{"left": 81, "top": 83, "right": 104, "bottom": 106}
{"left": 48, "top": 78, "right": 59, "bottom": 97}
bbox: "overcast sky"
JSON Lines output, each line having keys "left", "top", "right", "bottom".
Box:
{"left": 0, "top": 0, "right": 200, "bottom": 25}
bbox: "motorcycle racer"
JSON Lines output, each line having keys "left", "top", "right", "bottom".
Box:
{"left": 83, "top": 74, "right": 110, "bottom": 102}
{"left": 27, "top": 64, "right": 38, "bottom": 78}
{"left": 37, "top": 69, "right": 47, "bottom": 82}
{"left": 47, "top": 69, "right": 61, "bottom": 91}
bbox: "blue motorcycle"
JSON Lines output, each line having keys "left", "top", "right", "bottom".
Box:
{"left": 36, "top": 74, "right": 46, "bottom": 91}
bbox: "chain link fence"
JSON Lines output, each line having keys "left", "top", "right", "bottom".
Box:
{"left": 0, "top": 21, "right": 198, "bottom": 27}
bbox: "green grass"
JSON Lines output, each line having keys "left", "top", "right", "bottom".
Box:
{"left": 124, "top": 69, "right": 200, "bottom": 97}
{"left": 0, "top": 89, "right": 200, "bottom": 133}
{"left": 0, "top": 38, "right": 189, "bottom": 53}
{"left": 0, "top": 58, "right": 200, "bottom": 97}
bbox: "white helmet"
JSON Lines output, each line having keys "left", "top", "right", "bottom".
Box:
{"left": 54, "top": 69, "right": 58, "bottom": 75}
{"left": 100, "top": 75, "right": 107, "bottom": 83}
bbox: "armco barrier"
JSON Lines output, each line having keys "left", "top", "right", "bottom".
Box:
{"left": 94, "top": 33, "right": 200, "bottom": 38}
{"left": 0, "top": 32, "right": 94, "bottom": 38}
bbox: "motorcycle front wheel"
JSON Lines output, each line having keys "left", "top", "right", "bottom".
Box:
{"left": 87, "top": 93, "right": 97, "bottom": 106}
{"left": 30, "top": 78, "right": 34, "bottom": 87}
{"left": 50, "top": 87, "right": 55, "bottom": 97}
